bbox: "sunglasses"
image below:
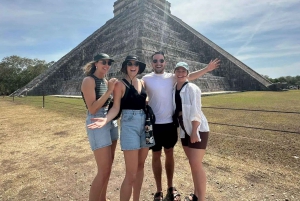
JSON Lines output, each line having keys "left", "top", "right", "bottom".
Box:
{"left": 152, "top": 59, "right": 165, "bottom": 63}
{"left": 127, "top": 61, "right": 139, "bottom": 66}
{"left": 99, "top": 60, "right": 112, "bottom": 66}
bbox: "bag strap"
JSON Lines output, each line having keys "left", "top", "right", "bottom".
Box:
{"left": 120, "top": 78, "right": 130, "bottom": 99}
{"left": 178, "top": 81, "right": 189, "bottom": 91}
{"left": 143, "top": 105, "right": 156, "bottom": 124}
{"left": 121, "top": 78, "right": 131, "bottom": 88}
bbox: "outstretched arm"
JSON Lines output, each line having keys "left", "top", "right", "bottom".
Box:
{"left": 188, "top": 58, "right": 221, "bottom": 81}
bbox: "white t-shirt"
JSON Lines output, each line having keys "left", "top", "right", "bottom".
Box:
{"left": 142, "top": 72, "right": 175, "bottom": 124}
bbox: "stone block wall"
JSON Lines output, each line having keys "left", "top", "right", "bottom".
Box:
{"left": 15, "top": 0, "right": 272, "bottom": 96}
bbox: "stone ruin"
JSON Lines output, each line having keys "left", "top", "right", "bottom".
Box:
{"left": 13, "top": 0, "right": 273, "bottom": 96}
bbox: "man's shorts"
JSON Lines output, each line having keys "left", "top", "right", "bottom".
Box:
{"left": 150, "top": 123, "right": 178, "bottom": 152}
{"left": 178, "top": 115, "right": 209, "bottom": 149}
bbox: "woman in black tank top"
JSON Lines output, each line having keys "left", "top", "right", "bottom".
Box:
{"left": 87, "top": 55, "right": 151, "bottom": 201}
{"left": 80, "top": 53, "right": 119, "bottom": 201}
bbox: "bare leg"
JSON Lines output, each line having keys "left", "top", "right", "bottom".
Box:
{"left": 99, "top": 140, "right": 118, "bottom": 200}
{"left": 164, "top": 147, "right": 174, "bottom": 188}
{"left": 120, "top": 150, "right": 139, "bottom": 201}
{"left": 89, "top": 145, "right": 113, "bottom": 201}
{"left": 132, "top": 148, "right": 149, "bottom": 201}
{"left": 183, "top": 146, "right": 206, "bottom": 201}
{"left": 152, "top": 150, "right": 163, "bottom": 192}
{"left": 110, "top": 140, "right": 118, "bottom": 162}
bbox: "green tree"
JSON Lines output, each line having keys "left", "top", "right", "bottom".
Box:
{"left": 0, "top": 55, "right": 54, "bottom": 95}
{"left": 262, "top": 74, "right": 300, "bottom": 88}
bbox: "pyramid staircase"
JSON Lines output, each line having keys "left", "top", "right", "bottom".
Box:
{"left": 13, "top": 0, "right": 272, "bottom": 96}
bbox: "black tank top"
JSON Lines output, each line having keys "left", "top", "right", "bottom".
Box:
{"left": 81, "top": 75, "right": 111, "bottom": 108}
{"left": 121, "top": 79, "right": 147, "bottom": 110}
{"left": 174, "top": 82, "right": 189, "bottom": 117}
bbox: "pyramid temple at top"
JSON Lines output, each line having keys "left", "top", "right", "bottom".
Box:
{"left": 14, "top": 0, "right": 273, "bottom": 96}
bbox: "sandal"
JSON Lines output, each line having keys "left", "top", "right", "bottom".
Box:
{"left": 153, "top": 192, "right": 163, "bottom": 201}
{"left": 167, "top": 187, "right": 181, "bottom": 201}
{"left": 184, "top": 194, "right": 198, "bottom": 201}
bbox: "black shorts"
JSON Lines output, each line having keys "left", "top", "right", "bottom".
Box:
{"left": 181, "top": 132, "right": 209, "bottom": 149}
{"left": 178, "top": 115, "right": 209, "bottom": 149}
{"left": 150, "top": 123, "right": 178, "bottom": 152}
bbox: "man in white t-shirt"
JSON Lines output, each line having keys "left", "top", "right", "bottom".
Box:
{"left": 142, "top": 51, "right": 220, "bottom": 201}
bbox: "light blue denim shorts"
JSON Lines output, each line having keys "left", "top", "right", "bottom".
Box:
{"left": 120, "top": 109, "right": 154, "bottom": 150}
{"left": 86, "top": 107, "right": 119, "bottom": 151}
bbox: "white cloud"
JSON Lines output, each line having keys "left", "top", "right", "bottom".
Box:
{"left": 170, "top": 0, "right": 300, "bottom": 26}
{"left": 255, "top": 61, "right": 300, "bottom": 78}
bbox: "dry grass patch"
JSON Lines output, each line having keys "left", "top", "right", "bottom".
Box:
{"left": 1, "top": 91, "right": 300, "bottom": 201}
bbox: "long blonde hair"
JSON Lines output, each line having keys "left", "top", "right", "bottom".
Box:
{"left": 82, "top": 61, "right": 97, "bottom": 76}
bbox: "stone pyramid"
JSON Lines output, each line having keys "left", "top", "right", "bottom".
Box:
{"left": 14, "top": 0, "right": 272, "bottom": 96}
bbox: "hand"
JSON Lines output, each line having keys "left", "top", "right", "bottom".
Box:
{"left": 107, "top": 78, "right": 118, "bottom": 93}
{"left": 87, "top": 118, "right": 107, "bottom": 129}
{"left": 206, "top": 58, "right": 221, "bottom": 72}
{"left": 190, "top": 132, "right": 200, "bottom": 143}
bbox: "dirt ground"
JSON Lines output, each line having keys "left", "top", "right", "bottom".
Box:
{"left": 0, "top": 99, "right": 300, "bottom": 201}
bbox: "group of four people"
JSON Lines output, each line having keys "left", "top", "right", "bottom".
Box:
{"left": 81, "top": 51, "right": 220, "bottom": 201}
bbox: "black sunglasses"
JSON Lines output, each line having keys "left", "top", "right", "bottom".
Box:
{"left": 127, "top": 61, "right": 139, "bottom": 66}
{"left": 152, "top": 59, "right": 165, "bottom": 63}
{"left": 99, "top": 60, "right": 112, "bottom": 66}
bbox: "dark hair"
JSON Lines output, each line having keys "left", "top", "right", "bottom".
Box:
{"left": 151, "top": 51, "right": 165, "bottom": 59}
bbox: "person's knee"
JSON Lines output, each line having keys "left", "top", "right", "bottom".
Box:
{"left": 189, "top": 159, "right": 203, "bottom": 170}
{"left": 164, "top": 148, "right": 174, "bottom": 157}
{"left": 152, "top": 150, "right": 162, "bottom": 159}
{"left": 95, "top": 169, "right": 111, "bottom": 182}
{"left": 137, "top": 162, "right": 145, "bottom": 171}
{"left": 124, "top": 172, "right": 138, "bottom": 184}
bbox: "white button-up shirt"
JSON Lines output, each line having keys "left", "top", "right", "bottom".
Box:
{"left": 172, "top": 82, "right": 209, "bottom": 140}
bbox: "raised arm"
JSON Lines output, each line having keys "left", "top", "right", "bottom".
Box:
{"left": 105, "top": 81, "right": 124, "bottom": 122}
{"left": 188, "top": 58, "right": 221, "bottom": 81}
{"left": 87, "top": 81, "right": 124, "bottom": 129}
{"left": 81, "top": 77, "right": 117, "bottom": 115}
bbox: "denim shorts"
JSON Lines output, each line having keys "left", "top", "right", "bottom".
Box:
{"left": 120, "top": 109, "right": 154, "bottom": 150}
{"left": 86, "top": 107, "right": 119, "bottom": 151}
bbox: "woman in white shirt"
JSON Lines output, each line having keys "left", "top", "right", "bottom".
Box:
{"left": 172, "top": 62, "right": 209, "bottom": 201}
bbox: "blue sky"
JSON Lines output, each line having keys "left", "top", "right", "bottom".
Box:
{"left": 0, "top": 0, "right": 299, "bottom": 78}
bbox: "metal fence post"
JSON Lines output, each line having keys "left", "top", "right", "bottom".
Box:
{"left": 42, "top": 92, "right": 45, "bottom": 108}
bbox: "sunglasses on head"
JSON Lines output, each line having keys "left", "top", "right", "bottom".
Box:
{"left": 99, "top": 60, "right": 112, "bottom": 66}
{"left": 127, "top": 61, "right": 139, "bottom": 66}
{"left": 152, "top": 59, "right": 165, "bottom": 63}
